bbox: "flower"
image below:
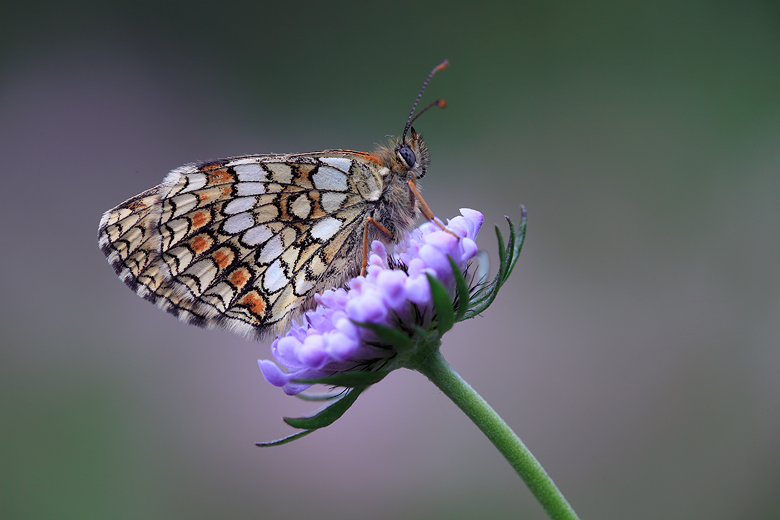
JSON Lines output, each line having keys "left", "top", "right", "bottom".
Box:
{"left": 256, "top": 206, "right": 526, "bottom": 446}
{"left": 258, "top": 209, "right": 484, "bottom": 395}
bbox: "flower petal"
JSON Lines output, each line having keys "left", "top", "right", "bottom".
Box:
{"left": 258, "top": 359, "right": 288, "bottom": 387}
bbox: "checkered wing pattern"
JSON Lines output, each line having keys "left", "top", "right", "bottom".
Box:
{"left": 98, "top": 152, "right": 385, "bottom": 338}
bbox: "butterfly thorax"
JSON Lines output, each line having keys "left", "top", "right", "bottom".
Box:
{"left": 368, "top": 130, "right": 430, "bottom": 244}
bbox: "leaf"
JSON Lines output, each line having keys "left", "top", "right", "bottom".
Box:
{"left": 502, "top": 220, "right": 516, "bottom": 282}
{"left": 352, "top": 320, "right": 415, "bottom": 352}
{"left": 427, "top": 273, "right": 455, "bottom": 334}
{"left": 293, "top": 371, "right": 390, "bottom": 387}
{"left": 256, "top": 429, "right": 316, "bottom": 447}
{"left": 495, "top": 224, "right": 507, "bottom": 280}
{"left": 502, "top": 206, "right": 528, "bottom": 285}
{"left": 449, "top": 256, "right": 470, "bottom": 322}
{"left": 283, "top": 386, "right": 366, "bottom": 430}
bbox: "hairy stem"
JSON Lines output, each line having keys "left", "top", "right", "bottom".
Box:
{"left": 412, "top": 350, "right": 580, "bottom": 520}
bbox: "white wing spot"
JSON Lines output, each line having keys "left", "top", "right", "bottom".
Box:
{"left": 263, "top": 259, "right": 287, "bottom": 292}
{"left": 290, "top": 195, "right": 311, "bottom": 219}
{"left": 321, "top": 192, "right": 347, "bottom": 213}
{"left": 254, "top": 204, "right": 279, "bottom": 223}
{"left": 259, "top": 234, "right": 284, "bottom": 264}
{"left": 266, "top": 163, "right": 293, "bottom": 183}
{"left": 161, "top": 218, "right": 189, "bottom": 249}
{"left": 224, "top": 213, "right": 254, "bottom": 234}
{"left": 242, "top": 224, "right": 273, "bottom": 246}
{"left": 310, "top": 217, "right": 342, "bottom": 241}
{"left": 310, "top": 253, "right": 327, "bottom": 276}
{"left": 312, "top": 167, "right": 348, "bottom": 191}
{"left": 282, "top": 245, "right": 300, "bottom": 267}
{"left": 171, "top": 194, "right": 198, "bottom": 218}
{"left": 165, "top": 247, "right": 193, "bottom": 276}
{"left": 227, "top": 157, "right": 260, "bottom": 166}
{"left": 320, "top": 157, "right": 352, "bottom": 172}
{"left": 181, "top": 173, "right": 207, "bottom": 193}
{"left": 236, "top": 182, "right": 265, "bottom": 196}
{"left": 186, "top": 259, "right": 218, "bottom": 290}
{"left": 295, "top": 270, "right": 314, "bottom": 295}
{"left": 224, "top": 197, "right": 256, "bottom": 215}
{"left": 202, "top": 282, "right": 234, "bottom": 311}
{"left": 234, "top": 164, "right": 267, "bottom": 182}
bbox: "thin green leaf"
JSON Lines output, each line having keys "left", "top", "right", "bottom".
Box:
{"left": 461, "top": 294, "right": 496, "bottom": 319}
{"left": 502, "top": 207, "right": 528, "bottom": 284}
{"left": 502, "top": 220, "right": 516, "bottom": 282}
{"left": 467, "top": 272, "right": 497, "bottom": 301}
{"left": 427, "top": 273, "right": 455, "bottom": 333}
{"left": 256, "top": 429, "right": 316, "bottom": 447}
{"left": 293, "top": 371, "right": 389, "bottom": 387}
{"left": 467, "top": 283, "right": 496, "bottom": 311}
{"left": 495, "top": 225, "right": 507, "bottom": 280}
{"left": 352, "top": 320, "right": 414, "bottom": 352}
{"left": 283, "top": 386, "right": 366, "bottom": 430}
{"left": 449, "top": 256, "right": 470, "bottom": 322}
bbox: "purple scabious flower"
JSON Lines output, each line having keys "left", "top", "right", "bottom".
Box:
{"left": 259, "top": 209, "right": 484, "bottom": 395}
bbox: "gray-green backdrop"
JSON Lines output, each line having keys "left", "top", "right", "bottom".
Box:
{"left": 2, "top": 1, "right": 779, "bottom": 518}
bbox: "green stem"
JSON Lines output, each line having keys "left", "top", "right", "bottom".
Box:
{"left": 412, "top": 350, "right": 580, "bottom": 520}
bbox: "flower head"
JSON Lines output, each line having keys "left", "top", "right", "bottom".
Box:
{"left": 259, "top": 209, "right": 484, "bottom": 395}
{"left": 257, "top": 206, "right": 527, "bottom": 446}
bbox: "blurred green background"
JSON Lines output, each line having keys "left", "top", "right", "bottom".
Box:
{"left": 2, "top": 1, "right": 779, "bottom": 518}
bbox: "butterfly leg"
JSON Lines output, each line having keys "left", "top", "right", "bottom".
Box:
{"left": 407, "top": 179, "right": 460, "bottom": 239}
{"left": 361, "top": 217, "right": 393, "bottom": 276}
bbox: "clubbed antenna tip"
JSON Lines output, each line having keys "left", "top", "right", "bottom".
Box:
{"left": 401, "top": 60, "right": 450, "bottom": 142}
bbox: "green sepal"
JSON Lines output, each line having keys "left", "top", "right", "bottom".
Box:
{"left": 256, "top": 428, "right": 316, "bottom": 447}
{"left": 427, "top": 273, "right": 455, "bottom": 333}
{"left": 292, "top": 370, "right": 389, "bottom": 387}
{"left": 283, "top": 386, "right": 366, "bottom": 430}
{"left": 352, "top": 320, "right": 415, "bottom": 352}
{"left": 449, "top": 256, "right": 471, "bottom": 323}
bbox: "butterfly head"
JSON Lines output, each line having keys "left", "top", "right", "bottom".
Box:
{"left": 394, "top": 127, "right": 430, "bottom": 179}
{"left": 394, "top": 60, "right": 449, "bottom": 180}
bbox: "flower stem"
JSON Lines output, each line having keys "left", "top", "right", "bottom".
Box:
{"left": 412, "top": 350, "right": 580, "bottom": 520}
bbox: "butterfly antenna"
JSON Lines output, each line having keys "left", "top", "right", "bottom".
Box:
{"left": 401, "top": 59, "right": 449, "bottom": 143}
{"left": 410, "top": 99, "right": 447, "bottom": 126}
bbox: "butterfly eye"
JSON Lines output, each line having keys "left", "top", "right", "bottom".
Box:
{"left": 398, "top": 146, "right": 417, "bottom": 169}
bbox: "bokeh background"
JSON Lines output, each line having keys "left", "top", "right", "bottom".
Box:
{"left": 2, "top": 1, "right": 779, "bottom": 518}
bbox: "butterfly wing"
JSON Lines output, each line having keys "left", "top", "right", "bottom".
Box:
{"left": 98, "top": 152, "right": 386, "bottom": 338}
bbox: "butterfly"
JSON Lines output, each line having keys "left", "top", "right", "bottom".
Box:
{"left": 98, "top": 60, "right": 452, "bottom": 339}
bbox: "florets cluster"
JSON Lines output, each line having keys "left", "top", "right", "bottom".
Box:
{"left": 259, "top": 209, "right": 484, "bottom": 395}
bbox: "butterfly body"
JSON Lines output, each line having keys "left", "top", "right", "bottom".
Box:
{"left": 98, "top": 132, "right": 430, "bottom": 338}
{"left": 99, "top": 60, "right": 448, "bottom": 339}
